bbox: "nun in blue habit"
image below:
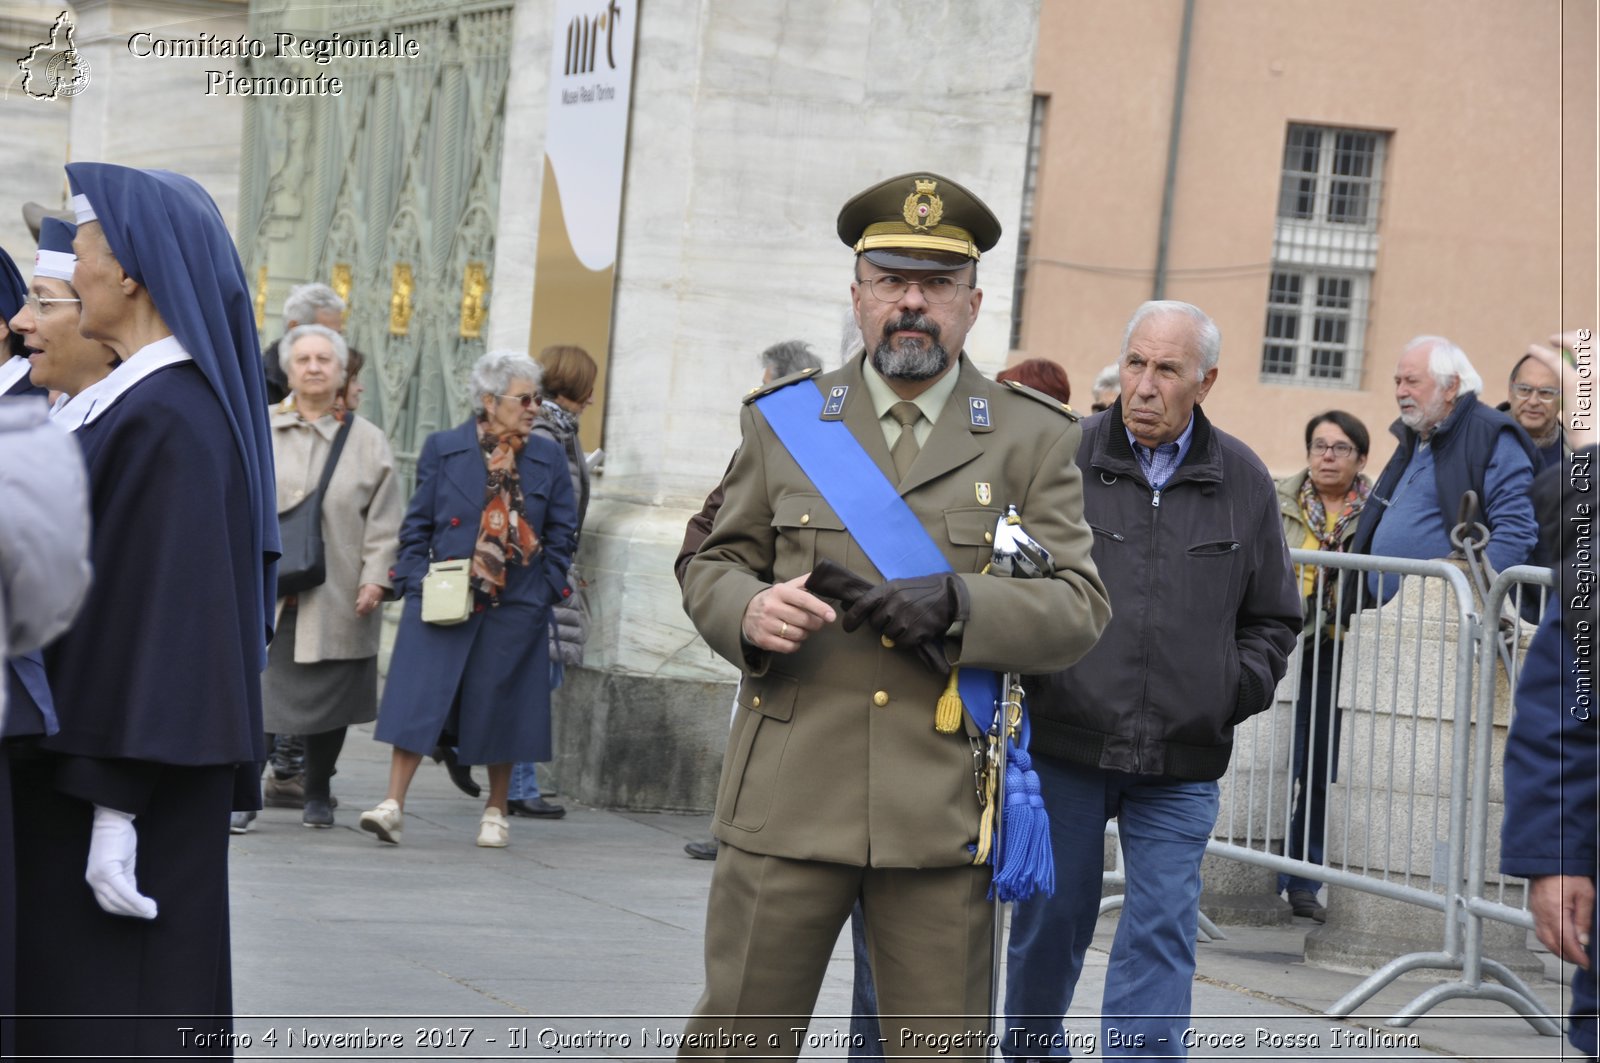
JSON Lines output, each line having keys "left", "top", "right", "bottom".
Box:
{"left": 0, "top": 242, "right": 44, "bottom": 397}
{"left": 10, "top": 163, "right": 278, "bottom": 1058}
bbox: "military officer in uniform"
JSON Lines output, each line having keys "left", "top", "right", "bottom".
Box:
{"left": 679, "top": 173, "right": 1111, "bottom": 1059}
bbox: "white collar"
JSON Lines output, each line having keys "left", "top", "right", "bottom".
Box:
{"left": 0, "top": 356, "right": 32, "bottom": 395}
{"left": 51, "top": 370, "right": 120, "bottom": 432}
{"left": 72, "top": 336, "right": 193, "bottom": 429}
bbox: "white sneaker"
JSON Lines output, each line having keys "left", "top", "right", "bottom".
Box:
{"left": 477, "top": 807, "right": 509, "bottom": 848}
{"left": 359, "top": 799, "right": 403, "bottom": 844}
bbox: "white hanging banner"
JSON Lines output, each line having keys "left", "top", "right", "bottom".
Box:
{"left": 530, "top": 0, "right": 638, "bottom": 450}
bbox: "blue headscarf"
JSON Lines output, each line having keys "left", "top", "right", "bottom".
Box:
{"left": 0, "top": 243, "right": 25, "bottom": 323}
{"left": 65, "top": 162, "right": 280, "bottom": 663}
{"left": 33, "top": 217, "right": 77, "bottom": 281}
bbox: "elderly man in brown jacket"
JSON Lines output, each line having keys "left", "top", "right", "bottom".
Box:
{"left": 679, "top": 173, "right": 1110, "bottom": 1059}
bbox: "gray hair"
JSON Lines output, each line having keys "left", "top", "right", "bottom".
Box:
{"left": 1406, "top": 334, "right": 1483, "bottom": 396}
{"left": 839, "top": 308, "right": 864, "bottom": 362}
{"left": 1092, "top": 362, "right": 1120, "bottom": 394}
{"left": 282, "top": 323, "right": 349, "bottom": 381}
{"left": 760, "top": 339, "right": 823, "bottom": 381}
{"left": 282, "top": 282, "right": 346, "bottom": 328}
{"left": 470, "top": 349, "right": 542, "bottom": 416}
{"left": 1120, "top": 300, "right": 1222, "bottom": 378}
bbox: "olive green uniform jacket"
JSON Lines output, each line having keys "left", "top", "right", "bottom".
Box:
{"left": 682, "top": 353, "right": 1111, "bottom": 869}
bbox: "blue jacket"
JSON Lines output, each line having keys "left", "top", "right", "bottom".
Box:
{"left": 375, "top": 419, "right": 578, "bottom": 763}
{"left": 389, "top": 419, "right": 576, "bottom": 607}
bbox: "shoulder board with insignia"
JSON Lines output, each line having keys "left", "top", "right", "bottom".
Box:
{"left": 1000, "top": 378, "right": 1078, "bottom": 420}
{"left": 742, "top": 366, "right": 821, "bottom": 404}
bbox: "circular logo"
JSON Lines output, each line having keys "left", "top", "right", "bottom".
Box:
{"left": 46, "top": 50, "right": 91, "bottom": 98}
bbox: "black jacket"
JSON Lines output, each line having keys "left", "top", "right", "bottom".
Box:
{"left": 1026, "top": 402, "right": 1301, "bottom": 781}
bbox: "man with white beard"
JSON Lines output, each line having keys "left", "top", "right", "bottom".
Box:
{"left": 1351, "top": 334, "right": 1538, "bottom": 599}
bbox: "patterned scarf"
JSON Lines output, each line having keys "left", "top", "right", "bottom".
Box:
{"left": 539, "top": 398, "right": 579, "bottom": 439}
{"left": 1298, "top": 474, "right": 1369, "bottom": 620}
{"left": 472, "top": 420, "right": 541, "bottom": 598}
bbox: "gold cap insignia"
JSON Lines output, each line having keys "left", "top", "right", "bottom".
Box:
{"left": 902, "top": 179, "right": 944, "bottom": 233}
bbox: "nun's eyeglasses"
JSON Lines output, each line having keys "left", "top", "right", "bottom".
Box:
{"left": 25, "top": 293, "right": 82, "bottom": 316}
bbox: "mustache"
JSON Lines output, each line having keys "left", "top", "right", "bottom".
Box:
{"left": 883, "top": 312, "right": 941, "bottom": 341}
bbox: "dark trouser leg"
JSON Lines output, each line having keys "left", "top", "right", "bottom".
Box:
{"left": 847, "top": 898, "right": 884, "bottom": 1061}
{"left": 269, "top": 731, "right": 304, "bottom": 778}
{"left": 302, "top": 727, "right": 348, "bottom": 801}
{"left": 1283, "top": 639, "right": 1339, "bottom": 894}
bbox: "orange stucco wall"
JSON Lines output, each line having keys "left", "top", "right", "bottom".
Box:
{"left": 1019, "top": 0, "right": 1596, "bottom": 475}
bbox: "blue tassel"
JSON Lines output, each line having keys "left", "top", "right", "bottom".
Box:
{"left": 989, "top": 747, "right": 1056, "bottom": 902}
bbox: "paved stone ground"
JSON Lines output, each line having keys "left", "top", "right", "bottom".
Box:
{"left": 226, "top": 724, "right": 1577, "bottom": 1060}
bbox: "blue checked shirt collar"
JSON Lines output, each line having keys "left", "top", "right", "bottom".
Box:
{"left": 1125, "top": 413, "right": 1196, "bottom": 489}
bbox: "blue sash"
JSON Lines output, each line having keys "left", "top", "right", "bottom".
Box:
{"left": 754, "top": 382, "right": 999, "bottom": 725}
{"left": 754, "top": 380, "right": 1054, "bottom": 900}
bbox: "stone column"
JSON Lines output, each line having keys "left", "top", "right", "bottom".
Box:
{"left": 490, "top": 0, "right": 1044, "bottom": 810}
{"left": 65, "top": 0, "right": 248, "bottom": 231}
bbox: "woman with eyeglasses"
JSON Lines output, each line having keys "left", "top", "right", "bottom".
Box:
{"left": 1274, "top": 409, "right": 1371, "bottom": 923}
{"left": 361, "top": 350, "right": 577, "bottom": 849}
{"left": 5, "top": 222, "right": 114, "bottom": 407}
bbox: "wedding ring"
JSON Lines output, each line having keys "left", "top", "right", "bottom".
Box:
{"left": 779, "top": 621, "right": 789, "bottom": 639}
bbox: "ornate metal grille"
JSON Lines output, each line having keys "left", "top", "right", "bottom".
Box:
{"left": 238, "top": 0, "right": 513, "bottom": 491}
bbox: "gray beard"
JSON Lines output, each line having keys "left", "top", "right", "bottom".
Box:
{"left": 871, "top": 336, "right": 950, "bottom": 381}
{"left": 1400, "top": 395, "right": 1449, "bottom": 435}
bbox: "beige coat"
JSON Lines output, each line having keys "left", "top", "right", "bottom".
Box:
{"left": 683, "top": 354, "right": 1111, "bottom": 868}
{"left": 271, "top": 405, "right": 401, "bottom": 662}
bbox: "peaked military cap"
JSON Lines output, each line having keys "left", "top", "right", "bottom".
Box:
{"left": 837, "top": 172, "right": 1001, "bottom": 271}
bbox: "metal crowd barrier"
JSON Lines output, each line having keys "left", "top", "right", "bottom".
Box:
{"left": 1197, "top": 549, "right": 1560, "bottom": 1035}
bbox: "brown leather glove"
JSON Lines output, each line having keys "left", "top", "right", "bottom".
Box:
{"left": 807, "top": 560, "right": 956, "bottom": 675}
{"left": 841, "top": 572, "right": 970, "bottom": 647}
{"left": 804, "top": 558, "right": 874, "bottom": 607}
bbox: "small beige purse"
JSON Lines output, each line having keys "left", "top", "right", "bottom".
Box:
{"left": 421, "top": 559, "right": 473, "bottom": 625}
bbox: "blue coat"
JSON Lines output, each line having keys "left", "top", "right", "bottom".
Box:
{"left": 1500, "top": 606, "right": 1598, "bottom": 1058}
{"left": 375, "top": 420, "right": 577, "bottom": 764}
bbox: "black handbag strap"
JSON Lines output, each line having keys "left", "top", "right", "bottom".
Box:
{"left": 309, "top": 415, "right": 355, "bottom": 511}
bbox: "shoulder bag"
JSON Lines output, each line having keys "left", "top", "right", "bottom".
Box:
{"left": 421, "top": 558, "right": 474, "bottom": 625}
{"left": 276, "top": 415, "right": 354, "bottom": 596}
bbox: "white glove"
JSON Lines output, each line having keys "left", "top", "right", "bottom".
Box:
{"left": 86, "top": 805, "right": 158, "bottom": 920}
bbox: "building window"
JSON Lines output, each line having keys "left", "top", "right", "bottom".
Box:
{"left": 1010, "top": 94, "right": 1048, "bottom": 353}
{"left": 1260, "top": 124, "right": 1387, "bottom": 387}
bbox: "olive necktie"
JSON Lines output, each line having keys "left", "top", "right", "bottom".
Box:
{"left": 890, "top": 400, "right": 922, "bottom": 481}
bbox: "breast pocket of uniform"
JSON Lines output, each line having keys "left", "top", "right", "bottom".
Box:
{"left": 769, "top": 494, "right": 845, "bottom": 579}
{"left": 717, "top": 672, "right": 799, "bottom": 833}
{"left": 944, "top": 507, "right": 1002, "bottom": 571}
